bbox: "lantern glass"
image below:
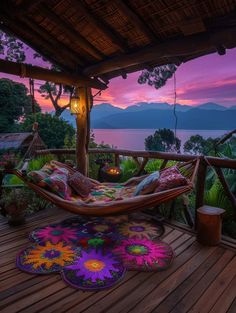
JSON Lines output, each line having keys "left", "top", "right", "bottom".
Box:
{"left": 70, "top": 96, "right": 80, "bottom": 114}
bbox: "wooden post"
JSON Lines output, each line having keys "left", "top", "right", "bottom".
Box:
{"left": 76, "top": 86, "right": 90, "bottom": 176}
{"left": 195, "top": 157, "right": 207, "bottom": 228}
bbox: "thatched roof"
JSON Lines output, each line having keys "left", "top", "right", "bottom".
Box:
{"left": 0, "top": 0, "right": 236, "bottom": 83}
{"left": 0, "top": 132, "right": 46, "bottom": 153}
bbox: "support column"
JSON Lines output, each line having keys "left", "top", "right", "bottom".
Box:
{"left": 75, "top": 86, "right": 91, "bottom": 176}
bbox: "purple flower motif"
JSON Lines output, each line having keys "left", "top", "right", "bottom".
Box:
{"left": 65, "top": 250, "right": 120, "bottom": 282}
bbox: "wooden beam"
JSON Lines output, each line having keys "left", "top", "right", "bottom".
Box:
{"left": 72, "top": 0, "right": 128, "bottom": 53}
{"left": 20, "top": 16, "right": 86, "bottom": 66}
{"left": 15, "top": 0, "right": 44, "bottom": 14}
{"left": 84, "top": 26, "right": 236, "bottom": 76}
{"left": 39, "top": 5, "right": 105, "bottom": 61}
{"left": 0, "top": 22, "right": 71, "bottom": 72}
{"left": 0, "top": 59, "right": 107, "bottom": 90}
{"left": 76, "top": 87, "right": 90, "bottom": 175}
{"left": 113, "top": 0, "right": 156, "bottom": 42}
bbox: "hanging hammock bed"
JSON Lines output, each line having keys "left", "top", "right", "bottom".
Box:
{"left": 5, "top": 158, "right": 199, "bottom": 216}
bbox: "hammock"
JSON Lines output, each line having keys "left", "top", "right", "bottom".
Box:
{"left": 7, "top": 159, "right": 199, "bottom": 216}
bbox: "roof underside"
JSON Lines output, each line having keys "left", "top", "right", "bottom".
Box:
{"left": 0, "top": 0, "right": 236, "bottom": 84}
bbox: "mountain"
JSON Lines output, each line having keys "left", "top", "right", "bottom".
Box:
{"left": 92, "top": 108, "right": 236, "bottom": 130}
{"left": 60, "top": 101, "right": 235, "bottom": 129}
{"left": 196, "top": 102, "right": 227, "bottom": 110}
{"left": 91, "top": 103, "right": 123, "bottom": 120}
{"left": 125, "top": 102, "right": 190, "bottom": 112}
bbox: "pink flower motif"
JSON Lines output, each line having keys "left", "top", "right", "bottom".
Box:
{"left": 113, "top": 238, "right": 174, "bottom": 270}
{"left": 31, "top": 224, "right": 78, "bottom": 244}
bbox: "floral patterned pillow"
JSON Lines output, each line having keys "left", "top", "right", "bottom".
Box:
{"left": 27, "top": 170, "right": 49, "bottom": 185}
{"left": 42, "top": 169, "right": 71, "bottom": 200}
{"left": 155, "top": 166, "right": 188, "bottom": 192}
{"left": 68, "top": 171, "right": 94, "bottom": 198}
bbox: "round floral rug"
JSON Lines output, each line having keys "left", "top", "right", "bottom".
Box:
{"left": 61, "top": 249, "right": 125, "bottom": 290}
{"left": 16, "top": 241, "right": 79, "bottom": 274}
{"left": 29, "top": 224, "right": 79, "bottom": 245}
{"left": 113, "top": 238, "right": 174, "bottom": 271}
{"left": 117, "top": 219, "right": 164, "bottom": 240}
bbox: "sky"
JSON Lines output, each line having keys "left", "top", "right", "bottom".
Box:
{"left": 1, "top": 46, "right": 236, "bottom": 111}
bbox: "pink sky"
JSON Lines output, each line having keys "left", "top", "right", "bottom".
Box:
{"left": 1, "top": 47, "right": 236, "bottom": 110}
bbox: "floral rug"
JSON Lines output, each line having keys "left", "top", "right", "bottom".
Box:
{"left": 16, "top": 215, "right": 174, "bottom": 291}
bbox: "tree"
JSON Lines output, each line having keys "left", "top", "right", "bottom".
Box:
{"left": 145, "top": 128, "right": 181, "bottom": 153}
{"left": 0, "top": 78, "right": 41, "bottom": 132}
{"left": 20, "top": 113, "right": 75, "bottom": 148}
{"left": 184, "top": 135, "right": 219, "bottom": 155}
{"left": 38, "top": 81, "right": 74, "bottom": 117}
{"left": 0, "top": 30, "right": 26, "bottom": 62}
{"left": 138, "top": 64, "right": 177, "bottom": 89}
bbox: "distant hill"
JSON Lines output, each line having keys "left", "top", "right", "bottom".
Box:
{"left": 60, "top": 101, "right": 235, "bottom": 129}
{"left": 196, "top": 102, "right": 227, "bottom": 110}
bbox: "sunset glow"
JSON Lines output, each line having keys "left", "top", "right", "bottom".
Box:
{"left": 1, "top": 48, "right": 236, "bottom": 111}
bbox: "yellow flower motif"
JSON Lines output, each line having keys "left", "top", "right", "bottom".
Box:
{"left": 118, "top": 221, "right": 158, "bottom": 239}
{"left": 23, "top": 241, "right": 76, "bottom": 270}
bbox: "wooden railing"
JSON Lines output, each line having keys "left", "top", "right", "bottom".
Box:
{"left": 36, "top": 148, "right": 236, "bottom": 225}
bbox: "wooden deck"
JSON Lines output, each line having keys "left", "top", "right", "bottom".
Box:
{"left": 1, "top": 207, "right": 236, "bottom": 313}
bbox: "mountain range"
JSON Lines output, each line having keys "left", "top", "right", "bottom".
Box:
{"left": 61, "top": 102, "right": 236, "bottom": 130}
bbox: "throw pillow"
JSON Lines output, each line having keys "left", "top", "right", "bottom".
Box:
{"left": 42, "top": 171, "right": 71, "bottom": 200}
{"left": 68, "top": 171, "right": 94, "bottom": 198}
{"left": 155, "top": 168, "right": 188, "bottom": 192}
{"left": 134, "top": 171, "right": 160, "bottom": 196}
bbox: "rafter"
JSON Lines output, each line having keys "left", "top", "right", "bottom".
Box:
{"left": 20, "top": 16, "right": 86, "bottom": 66}
{"left": 0, "top": 23, "right": 72, "bottom": 72}
{"left": 39, "top": 5, "right": 105, "bottom": 61}
{"left": 84, "top": 26, "right": 236, "bottom": 76}
{"left": 71, "top": 0, "right": 128, "bottom": 53}
{"left": 113, "top": 0, "right": 156, "bottom": 42}
{"left": 0, "top": 59, "right": 107, "bottom": 90}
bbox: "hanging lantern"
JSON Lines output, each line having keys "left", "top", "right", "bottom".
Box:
{"left": 70, "top": 95, "right": 80, "bottom": 114}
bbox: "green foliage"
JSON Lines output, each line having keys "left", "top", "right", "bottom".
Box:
{"left": 120, "top": 159, "right": 138, "bottom": 182}
{"left": 0, "top": 30, "right": 26, "bottom": 62}
{"left": 138, "top": 64, "right": 177, "bottom": 89}
{"left": 145, "top": 128, "right": 181, "bottom": 153}
{"left": 27, "top": 154, "right": 55, "bottom": 172}
{"left": 0, "top": 78, "right": 41, "bottom": 132}
{"left": 184, "top": 135, "right": 219, "bottom": 155}
{"left": 145, "top": 159, "right": 163, "bottom": 173}
{"left": 20, "top": 113, "right": 75, "bottom": 148}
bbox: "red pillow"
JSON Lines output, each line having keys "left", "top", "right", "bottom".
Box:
{"left": 155, "top": 166, "right": 188, "bottom": 192}
{"left": 68, "top": 171, "right": 94, "bottom": 198}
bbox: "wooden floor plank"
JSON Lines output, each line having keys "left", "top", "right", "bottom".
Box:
{"left": 170, "top": 249, "right": 235, "bottom": 313}
{"left": 122, "top": 246, "right": 217, "bottom": 313}
{"left": 209, "top": 273, "right": 236, "bottom": 313}
{"left": 187, "top": 255, "right": 236, "bottom": 313}
{"left": 227, "top": 298, "right": 236, "bottom": 313}
{"left": 0, "top": 208, "right": 236, "bottom": 313}
{"left": 154, "top": 247, "right": 225, "bottom": 313}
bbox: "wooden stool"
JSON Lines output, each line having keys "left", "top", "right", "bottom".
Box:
{"left": 197, "top": 206, "right": 225, "bottom": 246}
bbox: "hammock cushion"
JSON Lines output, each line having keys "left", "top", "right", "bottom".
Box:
{"left": 134, "top": 171, "right": 160, "bottom": 196}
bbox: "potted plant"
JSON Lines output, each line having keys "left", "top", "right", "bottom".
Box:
{"left": 0, "top": 189, "right": 27, "bottom": 226}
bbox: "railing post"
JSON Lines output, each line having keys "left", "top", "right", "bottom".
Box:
{"left": 195, "top": 157, "right": 207, "bottom": 228}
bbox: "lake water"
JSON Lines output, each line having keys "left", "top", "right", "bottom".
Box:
{"left": 92, "top": 129, "right": 227, "bottom": 150}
